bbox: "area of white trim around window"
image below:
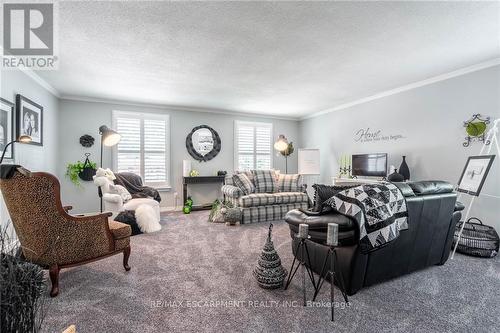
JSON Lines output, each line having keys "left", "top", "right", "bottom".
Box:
{"left": 112, "top": 110, "right": 170, "bottom": 189}
{"left": 234, "top": 120, "right": 273, "bottom": 171}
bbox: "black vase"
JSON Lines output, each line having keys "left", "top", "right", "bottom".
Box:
{"left": 388, "top": 169, "right": 404, "bottom": 182}
{"left": 399, "top": 156, "right": 410, "bottom": 181}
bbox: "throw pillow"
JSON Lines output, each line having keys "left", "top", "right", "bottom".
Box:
{"left": 312, "top": 184, "right": 357, "bottom": 212}
{"left": 232, "top": 173, "right": 255, "bottom": 195}
{"left": 235, "top": 170, "right": 255, "bottom": 186}
{"left": 278, "top": 174, "right": 303, "bottom": 192}
{"left": 271, "top": 169, "right": 280, "bottom": 184}
{"left": 252, "top": 170, "right": 279, "bottom": 193}
{"left": 114, "top": 210, "right": 142, "bottom": 236}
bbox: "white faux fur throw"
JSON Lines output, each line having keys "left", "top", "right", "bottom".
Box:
{"left": 135, "top": 204, "right": 161, "bottom": 233}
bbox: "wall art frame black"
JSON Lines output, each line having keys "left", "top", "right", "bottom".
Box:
{"left": 16, "top": 94, "right": 43, "bottom": 146}
{"left": 457, "top": 155, "right": 495, "bottom": 197}
{"left": 186, "top": 125, "right": 221, "bottom": 162}
{"left": 0, "top": 98, "right": 15, "bottom": 160}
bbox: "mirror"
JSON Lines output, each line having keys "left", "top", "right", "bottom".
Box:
{"left": 186, "top": 125, "right": 221, "bottom": 162}
{"left": 192, "top": 128, "right": 213, "bottom": 156}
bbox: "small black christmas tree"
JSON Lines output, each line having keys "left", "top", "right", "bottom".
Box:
{"left": 253, "top": 224, "right": 288, "bottom": 289}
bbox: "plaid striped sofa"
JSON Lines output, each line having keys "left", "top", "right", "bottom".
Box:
{"left": 222, "top": 172, "right": 309, "bottom": 224}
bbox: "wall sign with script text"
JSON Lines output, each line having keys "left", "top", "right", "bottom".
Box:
{"left": 354, "top": 128, "right": 406, "bottom": 143}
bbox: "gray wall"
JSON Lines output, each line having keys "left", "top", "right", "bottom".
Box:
{"left": 57, "top": 99, "right": 299, "bottom": 213}
{"left": 2, "top": 64, "right": 498, "bottom": 234}
{"left": 0, "top": 69, "right": 59, "bottom": 231}
{"left": 299, "top": 65, "right": 500, "bottom": 230}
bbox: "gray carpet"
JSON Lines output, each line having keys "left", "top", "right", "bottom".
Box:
{"left": 42, "top": 211, "right": 500, "bottom": 333}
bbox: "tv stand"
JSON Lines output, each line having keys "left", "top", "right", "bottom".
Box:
{"left": 332, "top": 177, "right": 386, "bottom": 186}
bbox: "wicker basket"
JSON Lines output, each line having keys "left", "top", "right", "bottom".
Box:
{"left": 453, "top": 218, "right": 499, "bottom": 258}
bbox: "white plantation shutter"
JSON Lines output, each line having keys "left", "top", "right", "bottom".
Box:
{"left": 255, "top": 125, "right": 271, "bottom": 169}
{"left": 144, "top": 119, "right": 167, "bottom": 183}
{"left": 235, "top": 121, "right": 272, "bottom": 171}
{"left": 115, "top": 117, "right": 141, "bottom": 175}
{"left": 113, "top": 111, "right": 170, "bottom": 188}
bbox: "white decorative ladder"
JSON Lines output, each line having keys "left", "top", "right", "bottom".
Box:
{"left": 451, "top": 118, "right": 499, "bottom": 259}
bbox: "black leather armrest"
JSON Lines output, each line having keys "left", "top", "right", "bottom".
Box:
{"left": 285, "top": 209, "right": 355, "bottom": 231}
{"left": 408, "top": 181, "right": 454, "bottom": 196}
{"left": 285, "top": 209, "right": 358, "bottom": 245}
{"left": 298, "top": 208, "right": 322, "bottom": 216}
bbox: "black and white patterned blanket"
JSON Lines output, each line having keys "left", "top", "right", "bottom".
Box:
{"left": 323, "top": 183, "right": 408, "bottom": 253}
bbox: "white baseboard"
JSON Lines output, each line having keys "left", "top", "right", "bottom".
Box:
{"left": 160, "top": 206, "right": 183, "bottom": 212}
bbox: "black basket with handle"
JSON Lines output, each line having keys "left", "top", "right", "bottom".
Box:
{"left": 78, "top": 153, "right": 97, "bottom": 181}
{"left": 453, "top": 217, "right": 499, "bottom": 258}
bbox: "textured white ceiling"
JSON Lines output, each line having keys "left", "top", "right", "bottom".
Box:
{"left": 37, "top": 1, "right": 500, "bottom": 118}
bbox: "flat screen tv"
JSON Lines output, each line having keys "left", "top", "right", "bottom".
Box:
{"left": 352, "top": 153, "right": 387, "bottom": 177}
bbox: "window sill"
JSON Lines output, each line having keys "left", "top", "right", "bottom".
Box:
{"left": 155, "top": 186, "right": 172, "bottom": 192}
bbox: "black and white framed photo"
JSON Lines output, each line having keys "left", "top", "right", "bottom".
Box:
{"left": 16, "top": 94, "right": 43, "bottom": 146}
{"left": 457, "top": 155, "right": 495, "bottom": 196}
{"left": 0, "top": 98, "right": 15, "bottom": 160}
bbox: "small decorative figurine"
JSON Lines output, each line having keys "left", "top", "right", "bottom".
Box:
{"left": 253, "top": 224, "right": 287, "bottom": 289}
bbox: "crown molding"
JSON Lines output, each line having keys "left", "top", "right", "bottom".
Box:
{"left": 0, "top": 45, "right": 61, "bottom": 97}
{"left": 19, "top": 68, "right": 61, "bottom": 98}
{"left": 300, "top": 58, "right": 500, "bottom": 120}
{"left": 59, "top": 94, "right": 301, "bottom": 121}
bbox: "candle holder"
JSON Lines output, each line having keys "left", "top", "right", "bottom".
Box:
{"left": 284, "top": 227, "right": 317, "bottom": 306}
{"left": 338, "top": 165, "right": 351, "bottom": 178}
{"left": 312, "top": 244, "right": 349, "bottom": 322}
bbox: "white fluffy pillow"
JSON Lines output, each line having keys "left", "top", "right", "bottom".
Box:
{"left": 135, "top": 205, "right": 161, "bottom": 233}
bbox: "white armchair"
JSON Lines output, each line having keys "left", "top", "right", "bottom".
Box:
{"left": 93, "top": 169, "right": 160, "bottom": 220}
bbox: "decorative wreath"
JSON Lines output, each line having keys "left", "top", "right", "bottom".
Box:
{"left": 79, "top": 134, "right": 95, "bottom": 148}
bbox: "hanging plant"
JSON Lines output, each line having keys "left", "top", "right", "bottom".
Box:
{"left": 65, "top": 153, "right": 97, "bottom": 187}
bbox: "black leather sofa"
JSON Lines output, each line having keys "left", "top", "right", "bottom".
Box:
{"left": 285, "top": 181, "right": 463, "bottom": 296}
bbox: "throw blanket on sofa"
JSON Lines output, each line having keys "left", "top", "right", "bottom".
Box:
{"left": 322, "top": 183, "right": 408, "bottom": 253}
{"left": 114, "top": 172, "right": 161, "bottom": 203}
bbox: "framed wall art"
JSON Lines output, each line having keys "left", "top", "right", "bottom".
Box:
{"left": 16, "top": 94, "right": 43, "bottom": 146}
{"left": 0, "top": 98, "right": 15, "bottom": 160}
{"left": 457, "top": 155, "right": 495, "bottom": 196}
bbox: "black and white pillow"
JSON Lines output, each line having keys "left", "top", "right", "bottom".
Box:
{"left": 278, "top": 174, "right": 302, "bottom": 192}
{"left": 232, "top": 173, "right": 255, "bottom": 195}
{"left": 252, "top": 170, "right": 278, "bottom": 193}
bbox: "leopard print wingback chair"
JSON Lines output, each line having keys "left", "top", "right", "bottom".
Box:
{"left": 0, "top": 171, "right": 132, "bottom": 297}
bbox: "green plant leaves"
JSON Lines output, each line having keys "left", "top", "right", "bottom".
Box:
{"left": 466, "top": 121, "right": 487, "bottom": 137}
{"left": 65, "top": 160, "right": 97, "bottom": 187}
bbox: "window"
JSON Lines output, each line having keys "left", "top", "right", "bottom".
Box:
{"left": 112, "top": 111, "right": 170, "bottom": 188}
{"left": 234, "top": 121, "right": 273, "bottom": 171}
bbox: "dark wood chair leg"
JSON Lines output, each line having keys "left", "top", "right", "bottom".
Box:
{"left": 49, "top": 264, "right": 60, "bottom": 297}
{"left": 123, "top": 246, "right": 131, "bottom": 271}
